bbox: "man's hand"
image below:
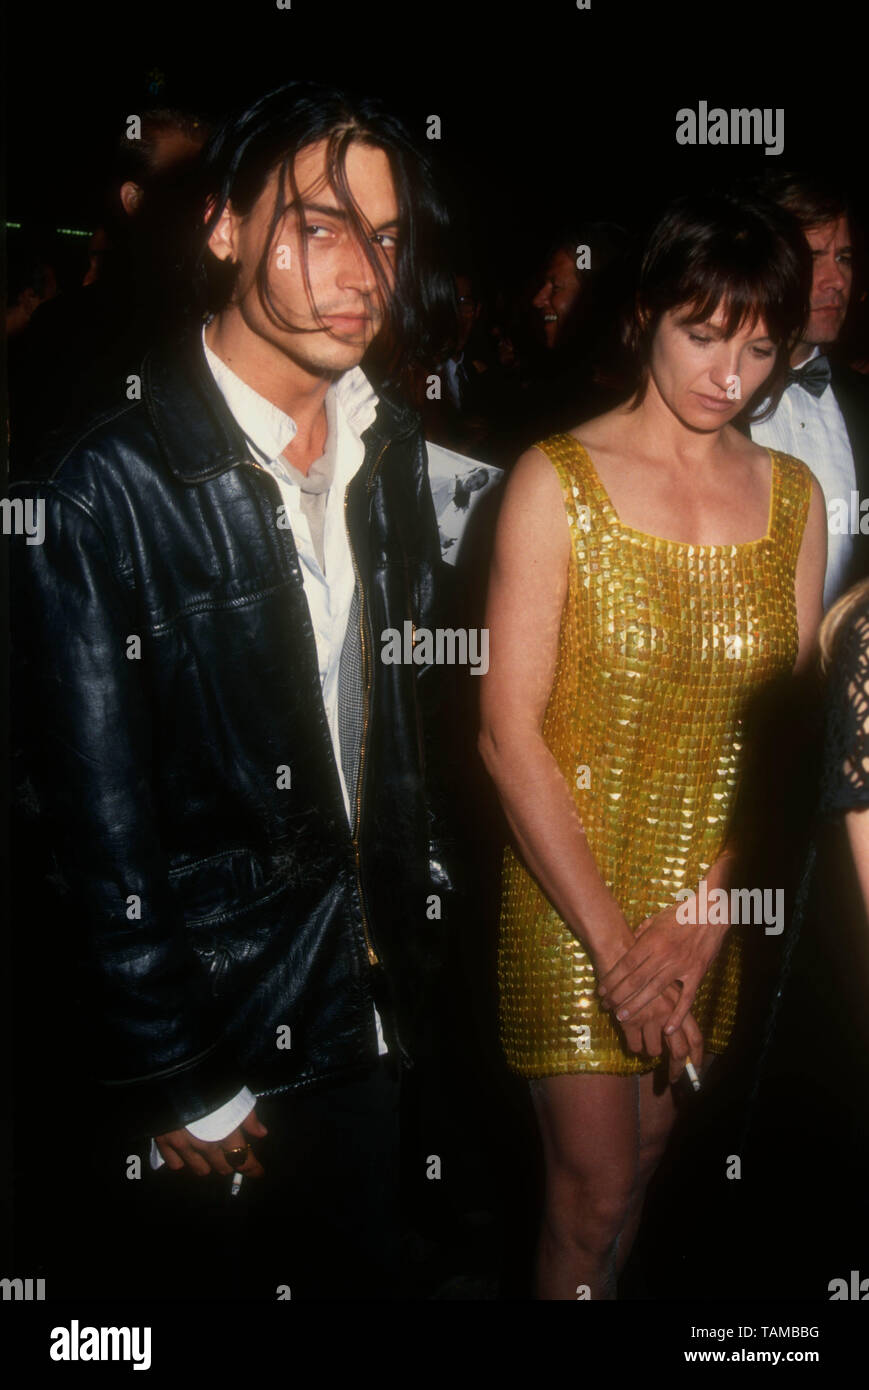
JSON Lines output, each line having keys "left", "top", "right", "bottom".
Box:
{"left": 155, "top": 1106, "right": 268, "bottom": 1178}
{"left": 597, "top": 903, "right": 727, "bottom": 1037}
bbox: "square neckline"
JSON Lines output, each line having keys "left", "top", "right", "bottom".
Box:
{"left": 565, "top": 435, "right": 777, "bottom": 551}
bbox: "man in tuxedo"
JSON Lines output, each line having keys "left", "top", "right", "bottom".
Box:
{"left": 751, "top": 173, "right": 869, "bottom": 607}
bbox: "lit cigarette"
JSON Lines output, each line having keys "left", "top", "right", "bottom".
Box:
{"left": 231, "top": 1172, "right": 243, "bottom": 1196}
{"left": 685, "top": 1057, "right": 701, "bottom": 1092}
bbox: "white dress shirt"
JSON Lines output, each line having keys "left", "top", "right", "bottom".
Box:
{"left": 750, "top": 346, "right": 856, "bottom": 608}
{"left": 149, "top": 329, "right": 386, "bottom": 1170}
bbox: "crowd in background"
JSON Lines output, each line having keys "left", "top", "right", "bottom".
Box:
{"left": 10, "top": 107, "right": 867, "bottom": 489}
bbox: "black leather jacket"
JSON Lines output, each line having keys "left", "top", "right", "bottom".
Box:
{"left": 10, "top": 330, "right": 456, "bottom": 1137}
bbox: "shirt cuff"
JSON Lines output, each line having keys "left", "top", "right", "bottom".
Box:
{"left": 374, "top": 1004, "right": 388, "bottom": 1056}
{"left": 149, "top": 1086, "right": 257, "bottom": 1170}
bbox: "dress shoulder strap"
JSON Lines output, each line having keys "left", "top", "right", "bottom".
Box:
{"left": 769, "top": 450, "right": 814, "bottom": 573}
{"left": 532, "top": 433, "right": 601, "bottom": 528}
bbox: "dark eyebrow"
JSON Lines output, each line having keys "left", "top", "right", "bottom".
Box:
{"left": 296, "top": 201, "right": 399, "bottom": 233}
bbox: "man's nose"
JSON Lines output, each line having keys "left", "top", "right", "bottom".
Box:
{"left": 817, "top": 255, "right": 847, "bottom": 294}
{"left": 532, "top": 284, "right": 550, "bottom": 310}
{"left": 339, "top": 238, "right": 378, "bottom": 294}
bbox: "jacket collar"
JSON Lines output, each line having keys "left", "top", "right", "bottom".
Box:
{"left": 143, "top": 325, "right": 419, "bottom": 484}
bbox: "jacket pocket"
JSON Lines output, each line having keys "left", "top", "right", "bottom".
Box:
{"left": 168, "top": 847, "right": 291, "bottom": 1001}
{"left": 167, "top": 846, "right": 280, "bottom": 927}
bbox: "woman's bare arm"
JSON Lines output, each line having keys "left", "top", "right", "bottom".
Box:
{"left": 794, "top": 476, "right": 828, "bottom": 673}
{"left": 478, "top": 447, "right": 634, "bottom": 973}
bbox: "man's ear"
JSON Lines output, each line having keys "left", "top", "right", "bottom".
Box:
{"left": 206, "top": 199, "right": 238, "bottom": 264}
{"left": 120, "top": 181, "right": 144, "bottom": 217}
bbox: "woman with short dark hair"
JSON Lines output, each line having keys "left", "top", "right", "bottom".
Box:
{"left": 479, "top": 189, "right": 827, "bottom": 1299}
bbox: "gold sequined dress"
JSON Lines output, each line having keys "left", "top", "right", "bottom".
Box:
{"left": 498, "top": 434, "right": 813, "bottom": 1076}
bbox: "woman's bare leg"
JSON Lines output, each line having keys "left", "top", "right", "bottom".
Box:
{"left": 530, "top": 1072, "right": 641, "bottom": 1300}
{"left": 531, "top": 1055, "right": 715, "bottom": 1299}
{"left": 614, "top": 1051, "right": 718, "bottom": 1278}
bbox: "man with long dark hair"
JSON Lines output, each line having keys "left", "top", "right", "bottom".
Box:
{"left": 10, "top": 80, "right": 458, "bottom": 1299}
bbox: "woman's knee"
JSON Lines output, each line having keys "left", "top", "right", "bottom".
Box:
{"left": 542, "top": 1163, "right": 636, "bottom": 1252}
{"left": 634, "top": 1134, "right": 669, "bottom": 1191}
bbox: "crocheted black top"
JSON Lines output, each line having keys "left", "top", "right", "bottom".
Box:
{"left": 821, "top": 596, "right": 869, "bottom": 817}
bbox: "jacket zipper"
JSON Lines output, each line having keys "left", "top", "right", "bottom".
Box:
{"left": 345, "top": 439, "right": 390, "bottom": 966}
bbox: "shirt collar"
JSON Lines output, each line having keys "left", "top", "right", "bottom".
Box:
{"left": 201, "top": 324, "right": 379, "bottom": 471}
{"left": 791, "top": 345, "right": 822, "bottom": 371}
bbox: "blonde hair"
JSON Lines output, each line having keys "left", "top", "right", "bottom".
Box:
{"left": 819, "top": 577, "right": 869, "bottom": 672}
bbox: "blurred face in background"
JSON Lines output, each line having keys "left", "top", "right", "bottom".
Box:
{"left": 454, "top": 273, "right": 480, "bottom": 353}
{"left": 532, "top": 247, "right": 580, "bottom": 348}
{"left": 798, "top": 216, "right": 853, "bottom": 356}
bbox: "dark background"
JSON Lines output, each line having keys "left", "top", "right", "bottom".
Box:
{"left": 3, "top": 0, "right": 869, "bottom": 1338}
{"left": 5, "top": 2, "right": 869, "bottom": 306}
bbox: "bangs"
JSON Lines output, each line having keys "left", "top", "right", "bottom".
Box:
{"left": 668, "top": 265, "right": 792, "bottom": 345}
{"left": 675, "top": 290, "right": 767, "bottom": 340}
{"left": 637, "top": 190, "right": 811, "bottom": 352}
{"left": 622, "top": 188, "right": 813, "bottom": 419}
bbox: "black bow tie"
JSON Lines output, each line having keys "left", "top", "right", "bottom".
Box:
{"left": 786, "top": 355, "right": 831, "bottom": 398}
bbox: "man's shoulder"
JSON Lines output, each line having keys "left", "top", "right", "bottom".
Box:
{"left": 358, "top": 371, "right": 423, "bottom": 445}
{"left": 12, "top": 332, "right": 230, "bottom": 507}
{"left": 831, "top": 359, "right": 869, "bottom": 409}
{"left": 10, "top": 389, "right": 164, "bottom": 516}
{"left": 830, "top": 361, "right": 869, "bottom": 481}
